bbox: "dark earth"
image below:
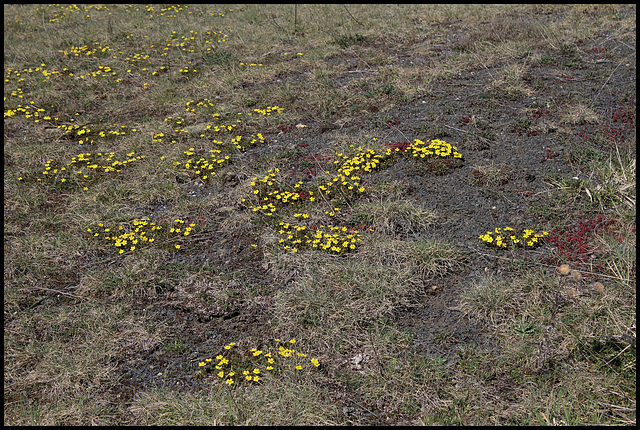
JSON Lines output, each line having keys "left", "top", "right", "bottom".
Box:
{"left": 86, "top": 26, "right": 635, "bottom": 423}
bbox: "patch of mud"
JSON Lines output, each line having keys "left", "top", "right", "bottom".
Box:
{"left": 114, "top": 284, "right": 274, "bottom": 396}
{"left": 394, "top": 272, "right": 500, "bottom": 366}
{"left": 332, "top": 69, "right": 376, "bottom": 88}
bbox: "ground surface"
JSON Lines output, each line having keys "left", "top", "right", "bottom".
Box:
{"left": 105, "top": 36, "right": 635, "bottom": 423}
{"left": 116, "top": 33, "right": 635, "bottom": 392}
{"left": 4, "top": 4, "right": 636, "bottom": 425}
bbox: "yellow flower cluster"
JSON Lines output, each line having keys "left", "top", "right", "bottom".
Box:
{"left": 253, "top": 106, "right": 284, "bottom": 116}
{"left": 197, "top": 339, "right": 320, "bottom": 387}
{"left": 185, "top": 98, "right": 216, "bottom": 113}
{"left": 230, "top": 133, "right": 264, "bottom": 151}
{"left": 5, "top": 101, "right": 138, "bottom": 144}
{"left": 88, "top": 218, "right": 196, "bottom": 254}
{"left": 277, "top": 222, "right": 362, "bottom": 254}
{"left": 210, "top": 9, "right": 233, "bottom": 17}
{"left": 3, "top": 103, "right": 49, "bottom": 121}
{"left": 479, "top": 226, "right": 549, "bottom": 249}
{"left": 142, "top": 4, "right": 196, "bottom": 18}
{"left": 154, "top": 106, "right": 278, "bottom": 148}
{"left": 37, "top": 3, "right": 109, "bottom": 23}
{"left": 173, "top": 147, "right": 231, "bottom": 180}
{"left": 179, "top": 66, "right": 197, "bottom": 75}
{"left": 3, "top": 13, "right": 235, "bottom": 112}
{"left": 19, "top": 151, "right": 144, "bottom": 188}
{"left": 389, "top": 139, "right": 463, "bottom": 160}
{"left": 36, "top": 4, "right": 228, "bottom": 23}
{"left": 88, "top": 218, "right": 161, "bottom": 253}
{"left": 243, "top": 145, "right": 385, "bottom": 254}
{"left": 2, "top": 97, "right": 125, "bottom": 143}
{"left": 247, "top": 168, "right": 309, "bottom": 216}
{"left": 164, "top": 116, "right": 187, "bottom": 127}
{"left": 155, "top": 4, "right": 188, "bottom": 17}
{"left": 58, "top": 41, "right": 112, "bottom": 58}
{"left": 316, "top": 146, "right": 382, "bottom": 197}
{"left": 4, "top": 65, "right": 62, "bottom": 87}
{"left": 164, "top": 29, "right": 228, "bottom": 54}
{"left": 84, "top": 65, "right": 118, "bottom": 79}
{"left": 336, "top": 146, "right": 384, "bottom": 175}
{"left": 57, "top": 123, "right": 137, "bottom": 144}
{"left": 211, "top": 122, "right": 239, "bottom": 134}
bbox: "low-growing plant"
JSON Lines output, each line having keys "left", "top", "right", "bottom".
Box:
{"left": 172, "top": 146, "right": 231, "bottom": 181}
{"left": 384, "top": 138, "right": 463, "bottom": 174}
{"left": 196, "top": 339, "right": 320, "bottom": 386}
{"left": 542, "top": 214, "right": 616, "bottom": 269}
{"left": 384, "top": 138, "right": 463, "bottom": 161}
{"left": 87, "top": 217, "right": 198, "bottom": 254}
{"left": 275, "top": 222, "right": 362, "bottom": 254}
{"left": 479, "top": 226, "right": 548, "bottom": 249}
{"left": 17, "top": 151, "right": 145, "bottom": 190}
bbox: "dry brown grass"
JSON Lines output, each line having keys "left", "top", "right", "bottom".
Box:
{"left": 353, "top": 198, "right": 438, "bottom": 236}
{"left": 561, "top": 103, "right": 602, "bottom": 125}
{"left": 470, "top": 163, "right": 511, "bottom": 187}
